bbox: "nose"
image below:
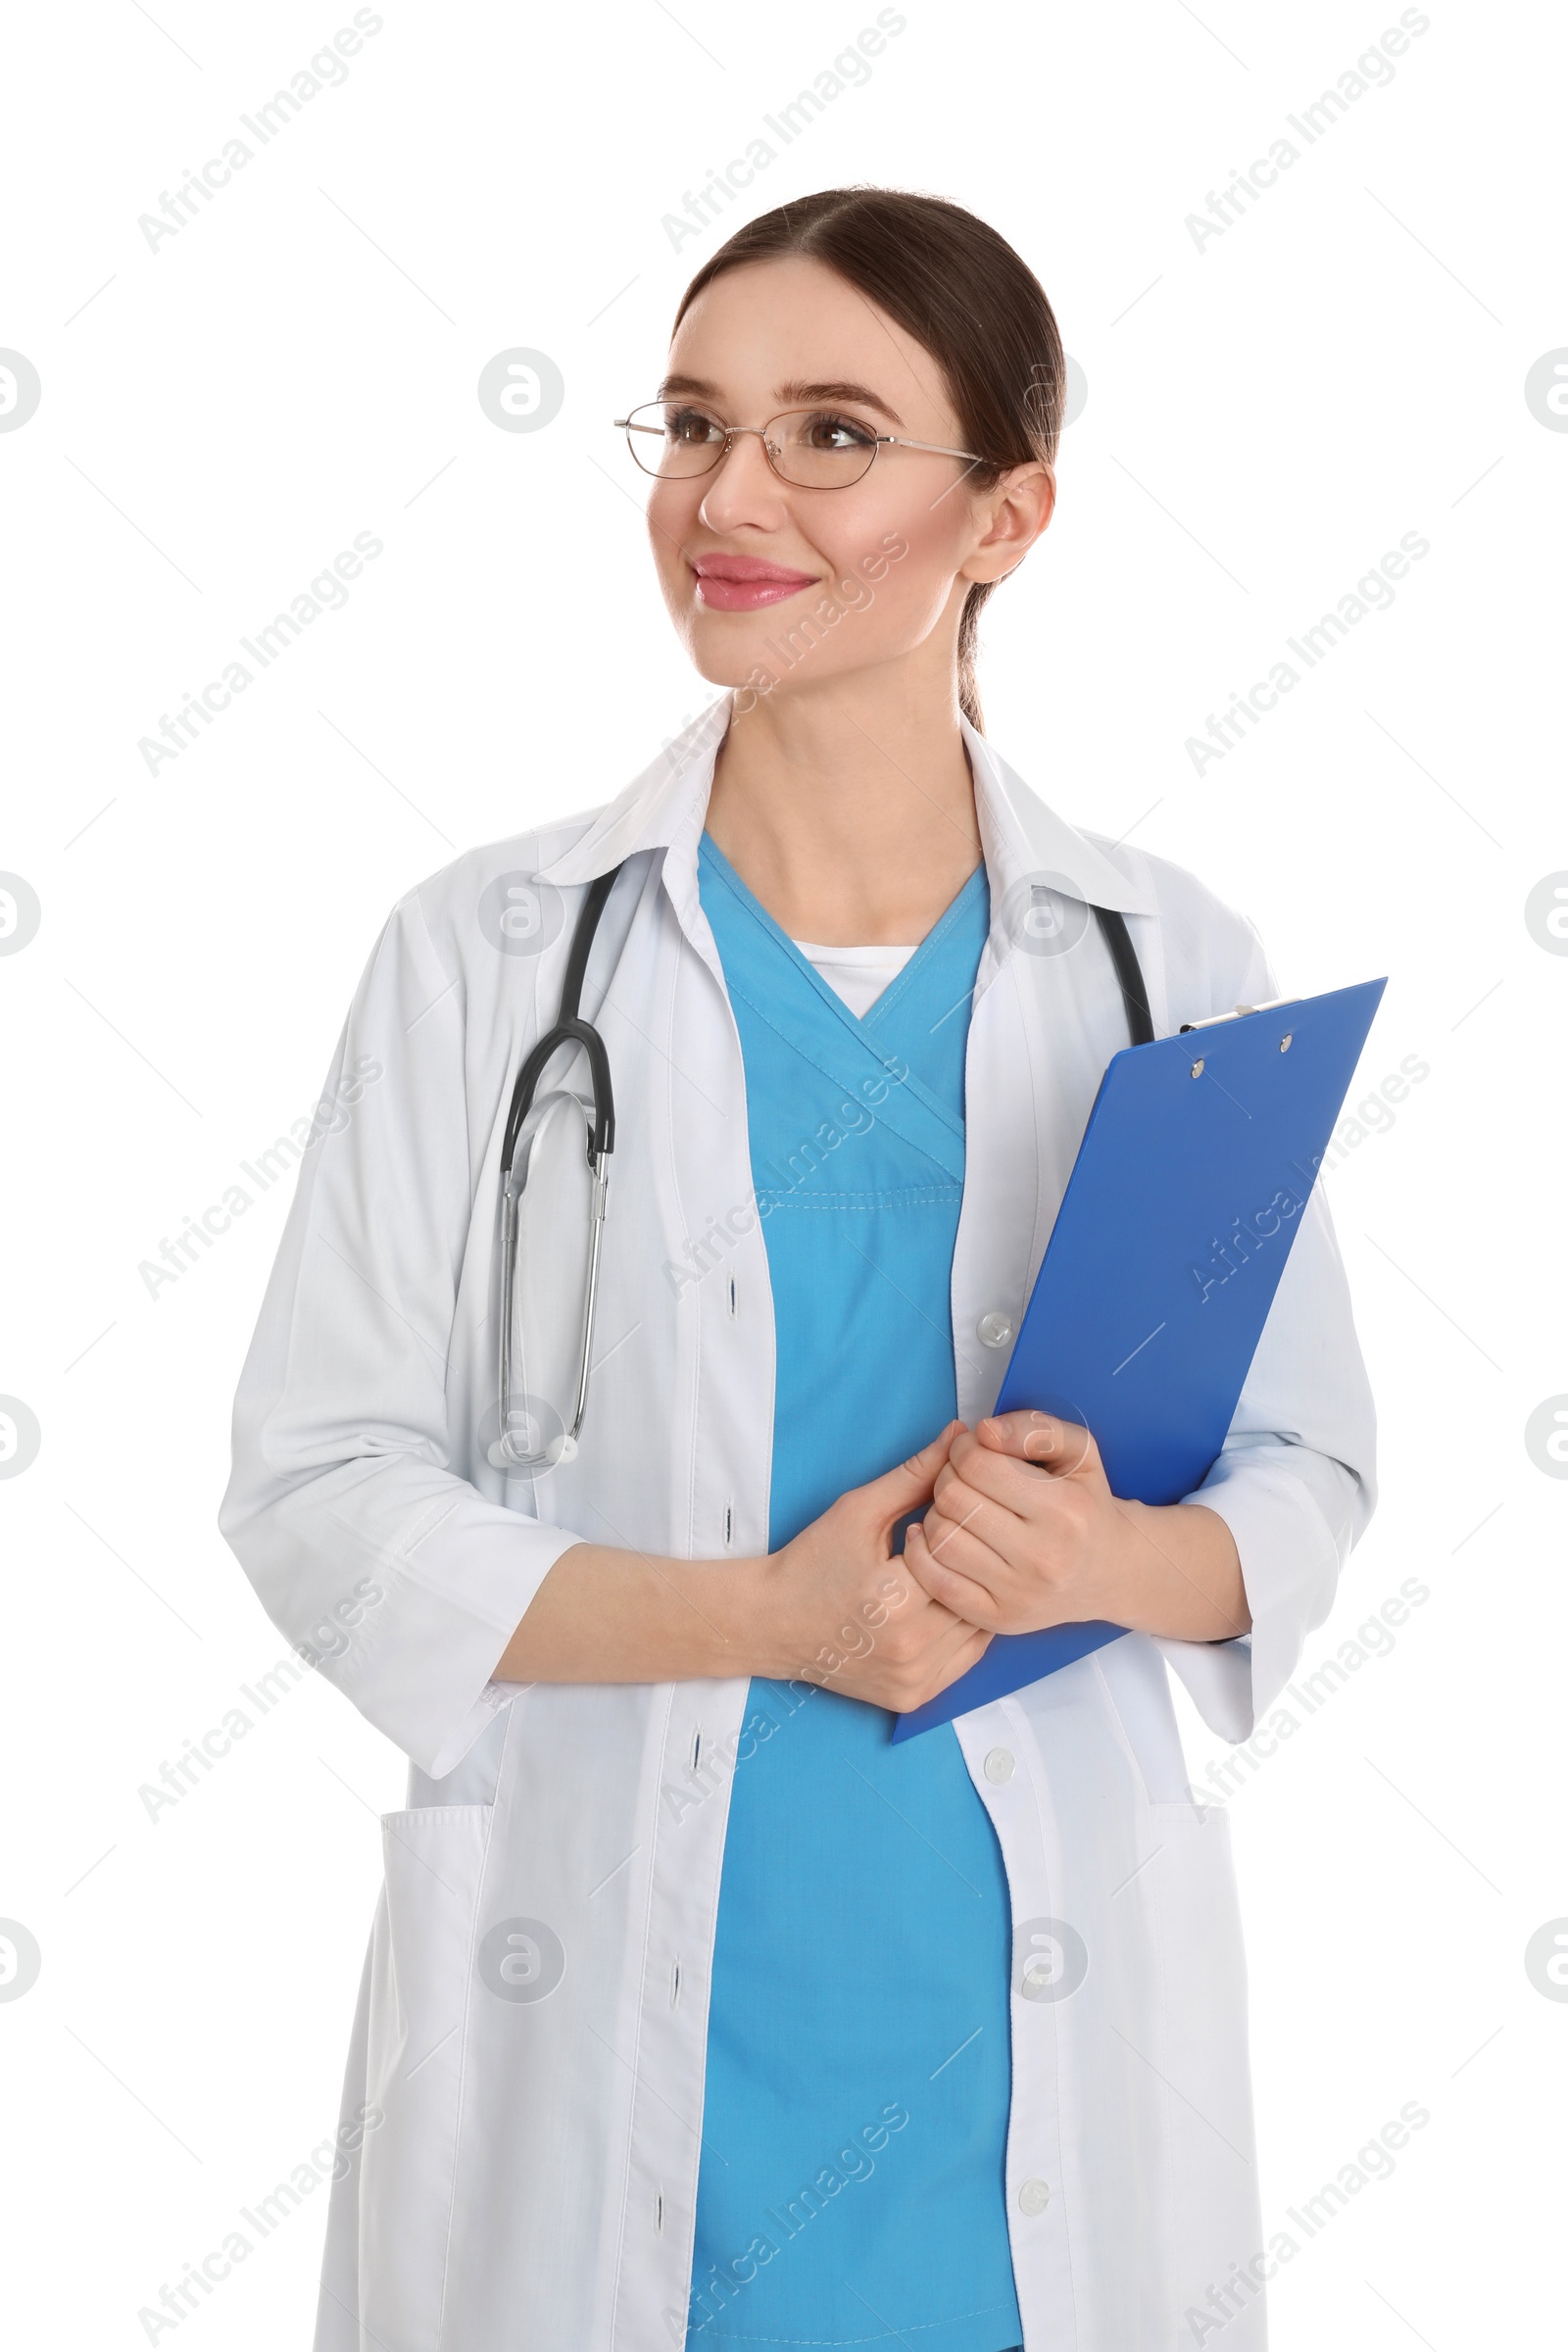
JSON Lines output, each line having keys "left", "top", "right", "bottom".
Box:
{"left": 696, "top": 426, "right": 791, "bottom": 534}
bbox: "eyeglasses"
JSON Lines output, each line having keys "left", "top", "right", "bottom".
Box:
{"left": 614, "top": 401, "right": 989, "bottom": 490}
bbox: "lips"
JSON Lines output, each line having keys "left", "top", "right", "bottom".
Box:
{"left": 691, "top": 553, "right": 817, "bottom": 612}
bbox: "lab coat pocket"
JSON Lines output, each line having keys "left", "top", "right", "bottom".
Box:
{"left": 1143, "top": 1800, "right": 1264, "bottom": 2337}
{"left": 361, "top": 1804, "right": 494, "bottom": 2351}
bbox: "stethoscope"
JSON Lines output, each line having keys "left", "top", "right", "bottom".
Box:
{"left": 492, "top": 865, "right": 1151, "bottom": 1472}
{"left": 493, "top": 861, "right": 626, "bottom": 1470}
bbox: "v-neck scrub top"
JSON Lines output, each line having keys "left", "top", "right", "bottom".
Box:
{"left": 688, "top": 835, "right": 1023, "bottom": 2352}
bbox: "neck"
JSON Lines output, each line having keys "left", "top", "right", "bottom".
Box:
{"left": 704, "top": 669, "right": 984, "bottom": 945}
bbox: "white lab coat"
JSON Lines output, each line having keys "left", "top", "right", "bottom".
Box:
{"left": 220, "top": 701, "right": 1375, "bottom": 2352}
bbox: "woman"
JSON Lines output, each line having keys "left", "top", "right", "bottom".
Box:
{"left": 221, "top": 187, "right": 1375, "bottom": 2352}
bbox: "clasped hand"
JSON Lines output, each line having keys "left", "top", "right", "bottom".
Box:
{"left": 765, "top": 1409, "right": 1144, "bottom": 1715}
{"left": 906, "top": 1410, "right": 1134, "bottom": 1636}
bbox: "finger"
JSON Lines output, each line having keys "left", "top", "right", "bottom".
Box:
{"left": 938, "top": 1444, "right": 1047, "bottom": 1520}
{"left": 879, "top": 1613, "right": 994, "bottom": 1711}
{"left": 904, "top": 1517, "right": 1005, "bottom": 1630}
{"left": 924, "top": 1623, "right": 994, "bottom": 1696}
{"left": 926, "top": 1472, "right": 1009, "bottom": 1557}
{"left": 917, "top": 1509, "right": 1079, "bottom": 1639}
{"left": 918, "top": 1500, "right": 1012, "bottom": 1582}
{"left": 861, "top": 1421, "right": 967, "bottom": 1529}
{"left": 901, "top": 1576, "right": 998, "bottom": 1660}
{"left": 911, "top": 1608, "right": 997, "bottom": 1689}
{"left": 885, "top": 1570, "right": 970, "bottom": 1633}
{"left": 922, "top": 1488, "right": 1048, "bottom": 1599}
{"left": 976, "top": 1409, "right": 1100, "bottom": 1479}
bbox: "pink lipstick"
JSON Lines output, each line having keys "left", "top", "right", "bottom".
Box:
{"left": 691, "top": 553, "right": 817, "bottom": 612}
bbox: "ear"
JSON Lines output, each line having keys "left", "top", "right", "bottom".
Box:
{"left": 961, "top": 461, "right": 1055, "bottom": 586}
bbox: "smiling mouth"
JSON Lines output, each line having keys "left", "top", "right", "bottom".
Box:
{"left": 691, "top": 555, "right": 817, "bottom": 612}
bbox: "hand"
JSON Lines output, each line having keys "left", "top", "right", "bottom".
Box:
{"left": 904, "top": 1411, "right": 1127, "bottom": 1635}
{"left": 759, "top": 1423, "right": 994, "bottom": 1711}
{"left": 905, "top": 1411, "right": 1250, "bottom": 1643}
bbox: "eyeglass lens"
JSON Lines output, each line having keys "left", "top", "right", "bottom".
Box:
{"left": 623, "top": 403, "right": 880, "bottom": 488}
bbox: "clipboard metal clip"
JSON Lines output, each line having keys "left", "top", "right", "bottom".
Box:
{"left": 1179, "top": 993, "right": 1300, "bottom": 1035}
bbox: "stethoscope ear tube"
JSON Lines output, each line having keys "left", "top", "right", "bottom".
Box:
{"left": 1090, "top": 906, "right": 1154, "bottom": 1046}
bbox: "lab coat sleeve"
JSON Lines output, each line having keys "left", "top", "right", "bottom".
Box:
{"left": 1153, "top": 924, "right": 1378, "bottom": 1743}
{"left": 219, "top": 885, "right": 585, "bottom": 1779}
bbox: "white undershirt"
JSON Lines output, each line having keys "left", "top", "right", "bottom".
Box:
{"left": 791, "top": 939, "right": 919, "bottom": 1020}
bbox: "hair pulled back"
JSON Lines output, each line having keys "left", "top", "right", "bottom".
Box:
{"left": 674, "top": 186, "right": 1063, "bottom": 731}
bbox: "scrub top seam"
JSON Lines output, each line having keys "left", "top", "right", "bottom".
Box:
{"left": 756, "top": 1190, "right": 964, "bottom": 1210}
{"left": 698, "top": 2305, "right": 1020, "bottom": 2344}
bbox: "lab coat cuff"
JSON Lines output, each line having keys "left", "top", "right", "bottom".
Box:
{"left": 333, "top": 1519, "right": 586, "bottom": 1779}
{"left": 1155, "top": 1457, "right": 1340, "bottom": 1743}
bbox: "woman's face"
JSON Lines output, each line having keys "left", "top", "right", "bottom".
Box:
{"left": 640, "top": 255, "right": 1052, "bottom": 709}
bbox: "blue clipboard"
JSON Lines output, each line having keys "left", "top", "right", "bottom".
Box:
{"left": 892, "top": 976, "right": 1386, "bottom": 1740}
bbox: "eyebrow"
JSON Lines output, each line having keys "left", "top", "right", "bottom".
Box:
{"left": 655, "top": 373, "right": 906, "bottom": 428}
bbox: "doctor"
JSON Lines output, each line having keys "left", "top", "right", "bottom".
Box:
{"left": 221, "top": 185, "right": 1375, "bottom": 2352}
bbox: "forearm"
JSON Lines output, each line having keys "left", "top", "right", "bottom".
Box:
{"left": 1107, "top": 1499, "right": 1250, "bottom": 1643}
{"left": 494, "top": 1543, "right": 778, "bottom": 1685}
{"left": 496, "top": 1429, "right": 998, "bottom": 1709}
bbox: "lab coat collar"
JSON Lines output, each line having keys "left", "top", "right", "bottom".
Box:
{"left": 533, "top": 697, "right": 1153, "bottom": 919}
{"left": 961, "top": 714, "right": 1153, "bottom": 917}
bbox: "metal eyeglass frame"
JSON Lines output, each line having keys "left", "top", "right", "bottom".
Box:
{"left": 614, "top": 402, "right": 988, "bottom": 487}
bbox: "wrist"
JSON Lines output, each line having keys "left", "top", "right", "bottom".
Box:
{"left": 1104, "top": 1497, "right": 1249, "bottom": 1642}
{"left": 1106, "top": 1497, "right": 1160, "bottom": 1594}
{"left": 747, "top": 1547, "right": 814, "bottom": 1683}
{"left": 677, "top": 1550, "right": 790, "bottom": 1679}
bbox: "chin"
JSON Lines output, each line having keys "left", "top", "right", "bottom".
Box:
{"left": 682, "top": 624, "right": 772, "bottom": 688}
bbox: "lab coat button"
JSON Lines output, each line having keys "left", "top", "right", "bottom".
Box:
{"left": 977, "top": 1310, "right": 1014, "bottom": 1348}
{"left": 1017, "top": 2177, "right": 1051, "bottom": 2217}
{"left": 984, "top": 1747, "right": 1014, "bottom": 1784}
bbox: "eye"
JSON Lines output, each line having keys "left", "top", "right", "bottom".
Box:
{"left": 664, "top": 405, "right": 726, "bottom": 446}
{"left": 799, "top": 409, "right": 878, "bottom": 453}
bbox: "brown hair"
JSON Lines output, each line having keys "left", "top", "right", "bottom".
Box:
{"left": 672, "top": 186, "right": 1063, "bottom": 733}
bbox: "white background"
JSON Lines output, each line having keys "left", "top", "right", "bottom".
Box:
{"left": 2, "top": 0, "right": 1565, "bottom": 2343}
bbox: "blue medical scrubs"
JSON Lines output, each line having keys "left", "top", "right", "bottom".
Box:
{"left": 688, "top": 835, "right": 1023, "bottom": 2352}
